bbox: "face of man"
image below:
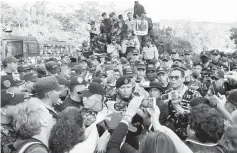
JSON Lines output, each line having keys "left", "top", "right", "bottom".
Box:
{"left": 169, "top": 70, "right": 184, "bottom": 89}
{"left": 193, "top": 65, "right": 202, "bottom": 76}
{"left": 117, "top": 83, "right": 133, "bottom": 99}
{"left": 146, "top": 70, "right": 156, "bottom": 81}
{"left": 149, "top": 88, "right": 161, "bottom": 99}
{"left": 127, "top": 13, "right": 132, "bottom": 19}
{"left": 225, "top": 102, "right": 237, "bottom": 114}
{"left": 185, "top": 69, "right": 192, "bottom": 82}
{"left": 111, "top": 39, "right": 116, "bottom": 45}
{"left": 106, "top": 70, "right": 114, "bottom": 78}
{"left": 24, "top": 81, "right": 35, "bottom": 92}
{"left": 161, "top": 60, "right": 170, "bottom": 68}
{"left": 232, "top": 56, "right": 237, "bottom": 62}
{"left": 83, "top": 94, "right": 103, "bottom": 112}
{"left": 147, "top": 41, "right": 152, "bottom": 47}
{"left": 127, "top": 32, "right": 132, "bottom": 37}
{"left": 184, "top": 54, "right": 191, "bottom": 61}
{"left": 157, "top": 72, "right": 168, "bottom": 84}
{"left": 114, "top": 71, "right": 121, "bottom": 80}
{"left": 133, "top": 54, "right": 140, "bottom": 61}
{"left": 136, "top": 68, "right": 146, "bottom": 79}
{"left": 49, "top": 90, "right": 60, "bottom": 105}
{"left": 211, "top": 54, "right": 220, "bottom": 62}
{"left": 171, "top": 53, "right": 179, "bottom": 60}
{"left": 8, "top": 62, "right": 18, "bottom": 72}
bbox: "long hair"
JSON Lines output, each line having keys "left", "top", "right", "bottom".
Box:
{"left": 49, "top": 107, "right": 85, "bottom": 153}
{"left": 139, "top": 131, "right": 178, "bottom": 153}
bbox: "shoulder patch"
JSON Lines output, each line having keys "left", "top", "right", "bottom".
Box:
{"left": 3, "top": 80, "right": 11, "bottom": 88}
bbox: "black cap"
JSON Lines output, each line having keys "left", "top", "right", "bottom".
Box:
{"left": 144, "top": 81, "right": 162, "bottom": 91}
{"left": 116, "top": 76, "right": 131, "bottom": 89}
{"left": 80, "top": 82, "right": 105, "bottom": 97}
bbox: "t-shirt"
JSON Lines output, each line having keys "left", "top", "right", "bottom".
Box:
{"left": 54, "top": 96, "right": 83, "bottom": 112}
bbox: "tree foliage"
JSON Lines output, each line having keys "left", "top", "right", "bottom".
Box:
{"left": 1, "top": 1, "right": 192, "bottom": 52}
{"left": 230, "top": 28, "right": 237, "bottom": 46}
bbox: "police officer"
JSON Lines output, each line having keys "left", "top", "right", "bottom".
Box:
{"left": 210, "top": 49, "right": 228, "bottom": 70}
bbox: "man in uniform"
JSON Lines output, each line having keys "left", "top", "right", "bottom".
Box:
{"left": 146, "top": 64, "right": 157, "bottom": 82}
{"left": 210, "top": 49, "right": 228, "bottom": 70}
{"left": 183, "top": 49, "right": 193, "bottom": 68}
{"left": 164, "top": 67, "right": 200, "bottom": 140}
{"left": 1, "top": 56, "right": 19, "bottom": 80}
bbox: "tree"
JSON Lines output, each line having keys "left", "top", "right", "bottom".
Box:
{"left": 230, "top": 28, "right": 237, "bottom": 46}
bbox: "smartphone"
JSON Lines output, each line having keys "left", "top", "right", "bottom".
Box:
{"left": 140, "top": 98, "right": 156, "bottom": 109}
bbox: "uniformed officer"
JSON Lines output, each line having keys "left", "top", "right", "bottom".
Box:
{"left": 210, "top": 49, "right": 228, "bottom": 70}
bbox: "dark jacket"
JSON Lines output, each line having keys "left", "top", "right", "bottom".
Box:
{"left": 107, "top": 122, "right": 137, "bottom": 153}
{"left": 133, "top": 3, "right": 146, "bottom": 19}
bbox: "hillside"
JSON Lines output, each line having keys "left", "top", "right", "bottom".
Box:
{"left": 159, "top": 19, "right": 237, "bottom": 52}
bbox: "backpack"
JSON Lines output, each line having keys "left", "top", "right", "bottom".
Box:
{"left": 2, "top": 139, "right": 48, "bottom": 153}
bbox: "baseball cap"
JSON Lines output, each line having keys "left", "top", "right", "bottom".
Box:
{"left": 120, "top": 57, "right": 129, "bottom": 65}
{"left": 173, "top": 57, "right": 182, "bottom": 62}
{"left": 116, "top": 76, "right": 131, "bottom": 89}
{"left": 17, "top": 65, "right": 31, "bottom": 73}
{"left": 227, "top": 89, "right": 237, "bottom": 106}
{"left": 103, "top": 63, "right": 115, "bottom": 71}
{"left": 71, "top": 65, "right": 84, "bottom": 74}
{"left": 184, "top": 50, "right": 191, "bottom": 55}
{"left": 69, "top": 76, "right": 87, "bottom": 88}
{"left": 132, "top": 49, "right": 139, "bottom": 55}
{"left": 156, "top": 67, "right": 168, "bottom": 74}
{"left": 123, "top": 67, "right": 137, "bottom": 77}
{"left": 92, "top": 77, "right": 103, "bottom": 84}
{"left": 1, "top": 75, "right": 25, "bottom": 90}
{"left": 146, "top": 64, "right": 156, "bottom": 71}
{"left": 33, "top": 76, "right": 64, "bottom": 95}
{"left": 161, "top": 55, "right": 171, "bottom": 61}
{"left": 171, "top": 49, "right": 177, "bottom": 54}
{"left": 80, "top": 82, "right": 105, "bottom": 97}
{"left": 2, "top": 56, "right": 19, "bottom": 67}
{"left": 144, "top": 81, "right": 162, "bottom": 91}
{"left": 36, "top": 64, "right": 48, "bottom": 77}
{"left": 134, "top": 61, "right": 146, "bottom": 70}
{"left": 200, "top": 51, "right": 209, "bottom": 58}
{"left": 1, "top": 91, "right": 25, "bottom": 107}
{"left": 45, "top": 61, "right": 60, "bottom": 74}
{"left": 210, "top": 49, "right": 220, "bottom": 55}
{"left": 23, "top": 72, "right": 38, "bottom": 82}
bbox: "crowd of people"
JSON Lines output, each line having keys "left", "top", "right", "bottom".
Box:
{"left": 1, "top": 1, "right": 237, "bottom": 153}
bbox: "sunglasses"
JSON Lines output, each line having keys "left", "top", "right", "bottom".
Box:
{"left": 46, "top": 107, "right": 58, "bottom": 119}
{"left": 169, "top": 76, "right": 181, "bottom": 80}
{"left": 211, "top": 76, "right": 219, "bottom": 81}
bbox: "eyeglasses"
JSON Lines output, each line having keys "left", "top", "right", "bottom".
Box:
{"left": 169, "top": 76, "right": 181, "bottom": 80}
{"left": 46, "top": 107, "right": 58, "bottom": 119}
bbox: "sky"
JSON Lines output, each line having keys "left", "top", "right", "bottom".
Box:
{"left": 4, "top": 0, "right": 237, "bottom": 23}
